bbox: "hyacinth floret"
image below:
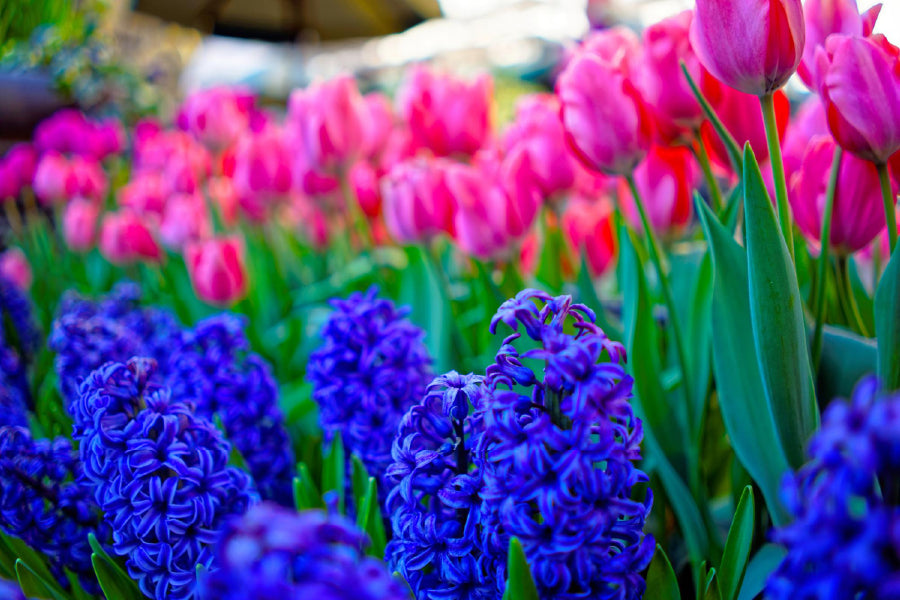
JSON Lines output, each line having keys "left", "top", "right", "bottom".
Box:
{"left": 308, "top": 286, "right": 432, "bottom": 487}
{"left": 0, "top": 426, "right": 108, "bottom": 593}
{"left": 74, "top": 357, "right": 257, "bottom": 600}
{"left": 768, "top": 377, "right": 900, "bottom": 599}
{"left": 168, "top": 314, "right": 295, "bottom": 505}
{"left": 0, "top": 276, "right": 40, "bottom": 408}
{"left": 479, "top": 289, "right": 653, "bottom": 600}
{"left": 386, "top": 371, "right": 502, "bottom": 600}
{"left": 199, "top": 501, "right": 410, "bottom": 599}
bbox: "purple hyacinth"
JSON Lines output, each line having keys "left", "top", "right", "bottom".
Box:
{"left": 73, "top": 358, "right": 257, "bottom": 600}
{"left": 0, "top": 276, "right": 40, "bottom": 409}
{"left": 168, "top": 315, "right": 295, "bottom": 505}
{"left": 385, "top": 371, "right": 503, "bottom": 600}
{"left": 0, "top": 426, "right": 108, "bottom": 593}
{"left": 0, "top": 579, "right": 27, "bottom": 599}
{"left": 308, "top": 287, "right": 432, "bottom": 488}
{"left": 478, "top": 290, "right": 654, "bottom": 600}
{"left": 199, "top": 502, "right": 410, "bottom": 599}
{"left": 768, "top": 377, "right": 900, "bottom": 599}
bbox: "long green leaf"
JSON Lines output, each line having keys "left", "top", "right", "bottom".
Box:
{"left": 91, "top": 553, "right": 143, "bottom": 600}
{"left": 400, "top": 246, "right": 453, "bottom": 373}
{"left": 875, "top": 247, "right": 900, "bottom": 391}
{"left": 696, "top": 200, "right": 791, "bottom": 525}
{"left": 322, "top": 433, "right": 346, "bottom": 515}
{"left": 293, "top": 463, "right": 325, "bottom": 511}
{"left": 736, "top": 545, "right": 787, "bottom": 600}
{"left": 742, "top": 145, "right": 818, "bottom": 466}
{"left": 1, "top": 533, "right": 60, "bottom": 594}
{"left": 717, "top": 486, "right": 755, "bottom": 600}
{"left": 502, "top": 538, "right": 539, "bottom": 600}
{"left": 817, "top": 325, "right": 876, "bottom": 400}
{"left": 646, "top": 545, "right": 680, "bottom": 600}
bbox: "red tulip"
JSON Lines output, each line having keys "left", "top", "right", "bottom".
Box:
{"left": 63, "top": 199, "right": 101, "bottom": 252}
{"left": 562, "top": 197, "right": 617, "bottom": 277}
{"left": 691, "top": 0, "right": 805, "bottom": 96}
{"left": 799, "top": 0, "right": 881, "bottom": 89}
{"left": 99, "top": 210, "right": 163, "bottom": 265}
{"left": 381, "top": 158, "right": 455, "bottom": 243}
{"left": 817, "top": 34, "right": 900, "bottom": 164}
{"left": 619, "top": 144, "right": 698, "bottom": 235}
{"left": 185, "top": 236, "right": 248, "bottom": 306}
{"left": 0, "top": 248, "right": 32, "bottom": 291}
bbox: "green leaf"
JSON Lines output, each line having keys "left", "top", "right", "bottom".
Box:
{"left": 717, "top": 486, "right": 755, "bottom": 600}
{"left": 351, "top": 455, "right": 370, "bottom": 511}
{"left": 91, "top": 552, "right": 143, "bottom": 600}
{"left": 535, "top": 214, "right": 566, "bottom": 293}
{"left": 742, "top": 145, "right": 818, "bottom": 466}
{"left": 322, "top": 433, "right": 346, "bottom": 515}
{"left": 817, "top": 325, "right": 876, "bottom": 400}
{"left": 576, "top": 254, "right": 623, "bottom": 342}
{"left": 1, "top": 533, "right": 59, "bottom": 592}
{"left": 696, "top": 200, "right": 791, "bottom": 526}
{"left": 400, "top": 246, "right": 453, "bottom": 373}
{"left": 16, "top": 559, "right": 66, "bottom": 600}
{"left": 502, "top": 538, "right": 539, "bottom": 600}
{"left": 736, "top": 544, "right": 787, "bottom": 600}
{"left": 64, "top": 569, "right": 92, "bottom": 600}
{"left": 293, "top": 463, "right": 325, "bottom": 511}
{"left": 356, "top": 476, "right": 387, "bottom": 559}
{"left": 875, "top": 247, "right": 900, "bottom": 391}
{"left": 646, "top": 545, "right": 680, "bottom": 600}
{"left": 88, "top": 533, "right": 136, "bottom": 594}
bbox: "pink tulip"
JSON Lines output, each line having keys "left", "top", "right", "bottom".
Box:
{"left": 0, "top": 144, "right": 36, "bottom": 199}
{"left": 0, "top": 248, "right": 32, "bottom": 291}
{"left": 799, "top": 0, "right": 881, "bottom": 89}
{"left": 119, "top": 172, "right": 168, "bottom": 217}
{"left": 790, "top": 135, "right": 889, "bottom": 254}
{"left": 63, "top": 199, "right": 101, "bottom": 252}
{"left": 558, "top": 50, "right": 654, "bottom": 175}
{"left": 185, "top": 236, "right": 248, "bottom": 306}
{"left": 619, "top": 144, "right": 698, "bottom": 234}
{"left": 207, "top": 176, "right": 240, "bottom": 227}
{"left": 287, "top": 76, "right": 367, "bottom": 173}
{"left": 91, "top": 119, "right": 126, "bottom": 159}
{"left": 502, "top": 94, "right": 577, "bottom": 197}
{"left": 134, "top": 129, "right": 211, "bottom": 184}
{"left": 398, "top": 65, "right": 493, "bottom": 158}
{"left": 362, "top": 93, "right": 395, "bottom": 161}
{"left": 580, "top": 27, "right": 643, "bottom": 75}
{"left": 33, "top": 152, "right": 107, "bottom": 204}
{"left": 782, "top": 96, "right": 829, "bottom": 178}
{"left": 34, "top": 110, "right": 124, "bottom": 160}
{"left": 349, "top": 161, "right": 382, "bottom": 218}
{"left": 231, "top": 127, "right": 293, "bottom": 207}
{"left": 691, "top": 0, "right": 805, "bottom": 96}
{"left": 817, "top": 34, "right": 900, "bottom": 164}
{"left": 562, "top": 197, "right": 617, "bottom": 277}
{"left": 99, "top": 211, "right": 163, "bottom": 265}
{"left": 160, "top": 193, "right": 212, "bottom": 250}
{"left": 177, "top": 86, "right": 256, "bottom": 150}
{"left": 381, "top": 158, "right": 455, "bottom": 243}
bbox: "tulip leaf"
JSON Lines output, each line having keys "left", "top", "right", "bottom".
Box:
{"left": 717, "top": 486, "right": 755, "bottom": 600}
{"left": 875, "top": 247, "right": 900, "bottom": 391}
{"left": 16, "top": 559, "right": 66, "bottom": 600}
{"left": 535, "top": 215, "right": 566, "bottom": 294}
{"left": 502, "top": 537, "right": 539, "bottom": 600}
{"left": 322, "top": 433, "right": 346, "bottom": 515}
{"left": 696, "top": 199, "right": 790, "bottom": 525}
{"left": 64, "top": 569, "right": 91, "bottom": 600}
{"left": 736, "top": 544, "right": 787, "bottom": 600}
{"left": 646, "top": 545, "right": 680, "bottom": 600}
{"left": 816, "top": 325, "right": 876, "bottom": 401}
{"left": 576, "top": 254, "right": 623, "bottom": 342}
{"left": 0, "top": 533, "right": 59, "bottom": 593}
{"left": 90, "top": 552, "right": 143, "bottom": 600}
{"left": 742, "top": 145, "right": 818, "bottom": 466}
{"left": 400, "top": 246, "right": 453, "bottom": 373}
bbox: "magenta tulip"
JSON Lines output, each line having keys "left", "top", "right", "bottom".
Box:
{"left": 381, "top": 158, "right": 454, "bottom": 244}
{"left": 177, "top": 86, "right": 255, "bottom": 150}
{"left": 185, "top": 236, "right": 248, "bottom": 306}
{"left": 798, "top": 0, "right": 881, "bottom": 89}
{"left": 0, "top": 144, "right": 36, "bottom": 199}
{"left": 691, "top": 0, "right": 805, "bottom": 96}
{"left": 160, "top": 193, "right": 212, "bottom": 250}
{"left": 33, "top": 152, "right": 107, "bottom": 205}
{"left": 782, "top": 96, "right": 829, "bottom": 179}
{"left": 361, "top": 93, "right": 395, "bottom": 161}
{"left": 0, "top": 248, "right": 32, "bottom": 291}
{"left": 63, "top": 199, "right": 101, "bottom": 252}
{"left": 231, "top": 127, "right": 293, "bottom": 205}
{"left": 99, "top": 210, "right": 163, "bottom": 265}
{"left": 580, "top": 27, "right": 643, "bottom": 75}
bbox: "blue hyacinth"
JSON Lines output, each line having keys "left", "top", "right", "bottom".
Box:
{"left": 479, "top": 290, "right": 654, "bottom": 600}
{"left": 385, "top": 371, "right": 503, "bottom": 600}
{"left": 768, "top": 377, "right": 900, "bottom": 599}
{"left": 199, "top": 502, "right": 410, "bottom": 599}
{"left": 0, "top": 276, "right": 40, "bottom": 409}
{"left": 168, "top": 315, "right": 295, "bottom": 505}
{"left": 0, "top": 426, "right": 108, "bottom": 593}
{"left": 308, "top": 287, "right": 432, "bottom": 489}
{"left": 73, "top": 358, "right": 257, "bottom": 600}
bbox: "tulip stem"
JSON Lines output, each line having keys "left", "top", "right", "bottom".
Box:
{"left": 835, "top": 256, "right": 869, "bottom": 337}
{"left": 693, "top": 137, "right": 723, "bottom": 212}
{"left": 760, "top": 93, "right": 794, "bottom": 260}
{"left": 680, "top": 61, "right": 742, "bottom": 175}
{"left": 811, "top": 147, "right": 842, "bottom": 371}
{"left": 878, "top": 162, "right": 897, "bottom": 255}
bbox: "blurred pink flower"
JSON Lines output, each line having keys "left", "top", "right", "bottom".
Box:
{"left": 33, "top": 152, "right": 107, "bottom": 204}
{"left": 349, "top": 161, "right": 382, "bottom": 219}
{"left": 99, "top": 210, "right": 163, "bottom": 265}
{"left": 0, "top": 248, "right": 32, "bottom": 291}
{"left": 207, "top": 176, "right": 240, "bottom": 227}
{"left": 580, "top": 27, "right": 643, "bottom": 75}
{"left": 160, "top": 193, "right": 212, "bottom": 250}
{"left": 283, "top": 194, "right": 330, "bottom": 249}
{"left": 232, "top": 127, "right": 293, "bottom": 208}
{"left": 799, "top": 0, "right": 881, "bottom": 89}
{"left": 362, "top": 93, "right": 396, "bottom": 161}
{"left": 382, "top": 157, "right": 455, "bottom": 244}
{"left": 619, "top": 144, "right": 698, "bottom": 234}
{"left": 177, "top": 86, "right": 257, "bottom": 150}
{"left": 185, "top": 236, "right": 248, "bottom": 306}
{"left": 783, "top": 96, "right": 829, "bottom": 178}
{"left": 0, "top": 144, "right": 36, "bottom": 199}
{"left": 562, "top": 197, "right": 618, "bottom": 277}
{"left": 34, "top": 110, "right": 124, "bottom": 160}
{"left": 119, "top": 172, "right": 168, "bottom": 217}
{"left": 63, "top": 199, "right": 101, "bottom": 252}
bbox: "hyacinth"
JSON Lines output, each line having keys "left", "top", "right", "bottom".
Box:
{"left": 199, "top": 502, "right": 409, "bottom": 599}
{"left": 0, "top": 579, "right": 26, "bottom": 600}
{"left": 479, "top": 290, "right": 654, "bottom": 600}
{"left": 386, "top": 372, "right": 503, "bottom": 600}
{"left": 0, "top": 426, "right": 108, "bottom": 593}
{"left": 49, "top": 283, "right": 183, "bottom": 411}
{"left": 768, "top": 377, "right": 900, "bottom": 599}
{"left": 0, "top": 276, "right": 40, "bottom": 408}
{"left": 73, "top": 358, "right": 257, "bottom": 600}
{"left": 168, "top": 315, "right": 295, "bottom": 505}
{"left": 308, "top": 287, "right": 432, "bottom": 487}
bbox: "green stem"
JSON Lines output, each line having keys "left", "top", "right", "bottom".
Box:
{"left": 426, "top": 242, "right": 476, "bottom": 363}
{"left": 680, "top": 61, "right": 742, "bottom": 175}
{"left": 760, "top": 93, "right": 794, "bottom": 260}
{"left": 838, "top": 256, "right": 870, "bottom": 337}
{"left": 693, "top": 137, "right": 724, "bottom": 212}
{"left": 811, "top": 147, "right": 842, "bottom": 371}
{"left": 878, "top": 162, "right": 897, "bottom": 254}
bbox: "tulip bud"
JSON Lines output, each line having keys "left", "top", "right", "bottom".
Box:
{"left": 0, "top": 248, "right": 32, "bottom": 291}
{"left": 185, "top": 236, "right": 248, "bottom": 306}
{"left": 63, "top": 199, "right": 101, "bottom": 252}
{"left": 691, "top": 0, "right": 806, "bottom": 96}
{"left": 381, "top": 158, "right": 455, "bottom": 244}
{"left": 33, "top": 152, "right": 107, "bottom": 205}
{"left": 160, "top": 193, "right": 212, "bottom": 250}
{"left": 799, "top": 0, "right": 881, "bottom": 89}
{"left": 99, "top": 210, "right": 163, "bottom": 265}
{"left": 232, "top": 127, "right": 293, "bottom": 208}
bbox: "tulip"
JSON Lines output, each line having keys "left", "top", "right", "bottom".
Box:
{"left": 160, "top": 193, "right": 212, "bottom": 250}
{"left": 177, "top": 86, "right": 255, "bottom": 150}
{"left": 63, "top": 199, "right": 101, "bottom": 252}
{"left": 119, "top": 172, "right": 168, "bottom": 216}
{"left": 558, "top": 51, "right": 654, "bottom": 176}
{"left": 691, "top": 0, "right": 805, "bottom": 97}
{"left": 91, "top": 118, "right": 126, "bottom": 159}
{"left": 782, "top": 96, "right": 829, "bottom": 179}
{"left": 33, "top": 153, "right": 107, "bottom": 204}
{"left": 349, "top": 161, "right": 382, "bottom": 218}
{"left": 134, "top": 130, "right": 212, "bottom": 184}
{"left": 185, "top": 236, "right": 248, "bottom": 306}
{"left": 207, "top": 176, "right": 240, "bottom": 226}
{"left": 562, "top": 197, "right": 617, "bottom": 277}
{"left": 580, "top": 27, "right": 643, "bottom": 74}
{"left": 618, "top": 144, "right": 698, "bottom": 235}
{"left": 362, "top": 93, "right": 395, "bottom": 161}
{"left": 0, "top": 248, "right": 32, "bottom": 291}
{"left": 34, "top": 109, "right": 91, "bottom": 156}
{"left": 231, "top": 127, "right": 293, "bottom": 206}
{"left": 398, "top": 65, "right": 493, "bottom": 157}
{"left": 798, "top": 0, "right": 881, "bottom": 89}
{"left": 0, "top": 144, "right": 36, "bottom": 199}
{"left": 790, "top": 135, "right": 888, "bottom": 255}
{"left": 99, "top": 210, "right": 163, "bottom": 265}
{"left": 283, "top": 195, "right": 330, "bottom": 249}
{"left": 381, "top": 158, "right": 455, "bottom": 244}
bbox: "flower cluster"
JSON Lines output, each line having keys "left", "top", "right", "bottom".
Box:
{"left": 308, "top": 287, "right": 432, "bottom": 487}
{"left": 0, "top": 426, "right": 107, "bottom": 593}
{"left": 479, "top": 290, "right": 654, "bottom": 600}
{"left": 768, "top": 377, "right": 900, "bottom": 599}
{"left": 169, "top": 315, "right": 295, "bottom": 505}
{"left": 72, "top": 358, "right": 257, "bottom": 600}
{"left": 199, "top": 502, "right": 409, "bottom": 599}
{"left": 385, "top": 372, "right": 503, "bottom": 600}
{"left": 0, "top": 275, "right": 40, "bottom": 409}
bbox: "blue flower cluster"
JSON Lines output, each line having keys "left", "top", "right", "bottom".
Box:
{"left": 169, "top": 315, "right": 295, "bottom": 505}
{"left": 308, "top": 287, "right": 432, "bottom": 486}
{"left": 0, "top": 578, "right": 26, "bottom": 600}
{"left": 0, "top": 425, "right": 107, "bottom": 593}
{"left": 768, "top": 377, "right": 900, "bottom": 599}
{"left": 0, "top": 276, "right": 40, "bottom": 410}
{"left": 199, "top": 501, "right": 410, "bottom": 600}
{"left": 72, "top": 358, "right": 257, "bottom": 600}
{"left": 386, "top": 372, "right": 502, "bottom": 600}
